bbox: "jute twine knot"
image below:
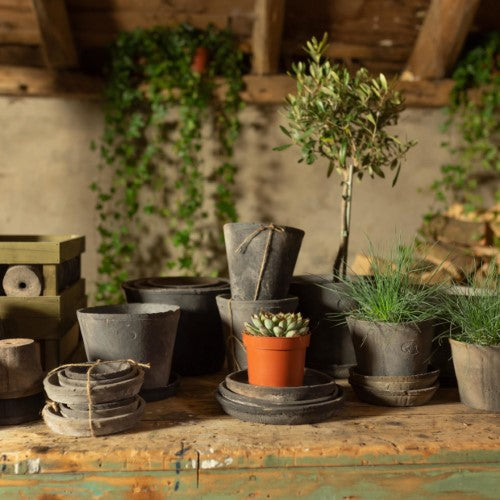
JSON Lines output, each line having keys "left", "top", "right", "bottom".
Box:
{"left": 47, "top": 359, "right": 150, "bottom": 437}
{"left": 234, "top": 223, "right": 285, "bottom": 301}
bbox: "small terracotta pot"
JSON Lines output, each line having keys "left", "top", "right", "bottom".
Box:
{"left": 191, "top": 47, "right": 209, "bottom": 73}
{"left": 242, "top": 333, "right": 310, "bottom": 387}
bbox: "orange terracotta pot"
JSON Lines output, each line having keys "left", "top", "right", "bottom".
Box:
{"left": 242, "top": 333, "right": 311, "bottom": 387}
{"left": 191, "top": 47, "right": 209, "bottom": 73}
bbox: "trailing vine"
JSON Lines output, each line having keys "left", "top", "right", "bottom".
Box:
{"left": 91, "top": 25, "right": 244, "bottom": 304}
{"left": 427, "top": 33, "right": 499, "bottom": 217}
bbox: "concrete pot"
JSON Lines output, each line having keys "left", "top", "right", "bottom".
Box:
{"left": 290, "top": 275, "right": 357, "bottom": 378}
{"left": 77, "top": 304, "right": 180, "bottom": 389}
{"left": 216, "top": 294, "right": 298, "bottom": 371}
{"left": 224, "top": 222, "right": 304, "bottom": 300}
{"left": 450, "top": 338, "right": 500, "bottom": 412}
{"left": 347, "top": 317, "right": 434, "bottom": 376}
{"left": 122, "top": 277, "right": 229, "bottom": 376}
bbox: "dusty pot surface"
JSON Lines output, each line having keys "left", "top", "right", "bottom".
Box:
{"left": 450, "top": 338, "right": 500, "bottom": 412}
{"left": 123, "top": 277, "right": 229, "bottom": 376}
{"left": 216, "top": 294, "right": 298, "bottom": 371}
{"left": 224, "top": 222, "right": 304, "bottom": 301}
{"left": 77, "top": 304, "right": 180, "bottom": 390}
{"left": 347, "top": 317, "right": 434, "bottom": 376}
{"left": 243, "top": 333, "right": 310, "bottom": 387}
{"left": 290, "top": 275, "right": 357, "bottom": 377}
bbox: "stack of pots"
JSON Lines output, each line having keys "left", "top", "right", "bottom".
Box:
{"left": 0, "top": 338, "right": 45, "bottom": 425}
{"left": 122, "top": 277, "right": 229, "bottom": 376}
{"left": 216, "top": 223, "right": 304, "bottom": 371}
{"left": 43, "top": 360, "right": 145, "bottom": 436}
{"left": 77, "top": 304, "right": 180, "bottom": 401}
{"left": 347, "top": 319, "right": 440, "bottom": 406}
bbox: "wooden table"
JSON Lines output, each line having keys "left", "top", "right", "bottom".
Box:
{"left": 0, "top": 375, "right": 498, "bottom": 498}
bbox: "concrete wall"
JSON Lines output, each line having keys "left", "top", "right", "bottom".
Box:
{"left": 0, "top": 96, "right": 453, "bottom": 300}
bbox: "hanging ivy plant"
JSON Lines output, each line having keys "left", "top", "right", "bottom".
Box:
{"left": 427, "top": 33, "right": 499, "bottom": 216}
{"left": 91, "top": 24, "right": 244, "bottom": 304}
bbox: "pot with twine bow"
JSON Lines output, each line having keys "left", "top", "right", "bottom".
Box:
{"left": 223, "top": 222, "right": 305, "bottom": 301}
{"left": 77, "top": 304, "right": 180, "bottom": 391}
{"left": 216, "top": 294, "right": 298, "bottom": 372}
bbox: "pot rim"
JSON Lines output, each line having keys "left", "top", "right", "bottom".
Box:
{"left": 216, "top": 293, "right": 298, "bottom": 305}
{"left": 223, "top": 221, "right": 305, "bottom": 237}
{"left": 449, "top": 337, "right": 500, "bottom": 350}
{"left": 242, "top": 332, "right": 310, "bottom": 350}
{"left": 77, "top": 303, "right": 180, "bottom": 318}
{"left": 347, "top": 315, "right": 435, "bottom": 328}
{"left": 122, "top": 277, "right": 229, "bottom": 294}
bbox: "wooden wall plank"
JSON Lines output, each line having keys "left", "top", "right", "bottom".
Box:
{"left": 404, "top": 0, "right": 481, "bottom": 80}
{"left": 251, "top": 0, "right": 285, "bottom": 74}
{"left": 31, "top": 0, "right": 79, "bottom": 68}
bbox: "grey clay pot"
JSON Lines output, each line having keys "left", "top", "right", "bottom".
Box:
{"left": 450, "top": 338, "right": 499, "bottom": 412}
{"left": 77, "top": 303, "right": 180, "bottom": 390}
{"left": 122, "top": 277, "right": 229, "bottom": 376}
{"left": 224, "top": 222, "right": 304, "bottom": 300}
{"left": 290, "top": 275, "right": 357, "bottom": 378}
{"left": 216, "top": 294, "right": 298, "bottom": 371}
{"left": 347, "top": 317, "right": 434, "bottom": 376}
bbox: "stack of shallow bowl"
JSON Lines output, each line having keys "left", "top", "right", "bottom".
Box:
{"left": 216, "top": 368, "right": 344, "bottom": 425}
{"left": 42, "top": 361, "right": 145, "bottom": 436}
{"left": 348, "top": 367, "right": 440, "bottom": 407}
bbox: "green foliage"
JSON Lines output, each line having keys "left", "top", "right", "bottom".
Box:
{"left": 244, "top": 312, "right": 310, "bottom": 338}
{"left": 277, "top": 33, "right": 416, "bottom": 184}
{"left": 92, "top": 24, "right": 244, "bottom": 304}
{"left": 443, "top": 267, "right": 500, "bottom": 346}
{"left": 329, "top": 242, "right": 444, "bottom": 324}
{"left": 430, "top": 33, "right": 500, "bottom": 214}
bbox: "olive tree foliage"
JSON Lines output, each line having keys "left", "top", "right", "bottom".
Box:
{"left": 276, "top": 34, "right": 416, "bottom": 278}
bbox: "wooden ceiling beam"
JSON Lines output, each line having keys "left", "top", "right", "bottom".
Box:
{"left": 403, "top": 0, "right": 481, "bottom": 81}
{"left": 31, "top": 0, "right": 79, "bottom": 69}
{"left": 0, "top": 65, "right": 455, "bottom": 107}
{"left": 251, "top": 0, "right": 285, "bottom": 75}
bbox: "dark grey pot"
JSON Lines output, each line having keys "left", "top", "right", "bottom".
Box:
{"left": 122, "top": 277, "right": 229, "bottom": 376}
{"left": 224, "top": 222, "right": 304, "bottom": 301}
{"left": 215, "top": 294, "right": 298, "bottom": 371}
{"left": 290, "top": 275, "right": 357, "bottom": 378}
{"left": 77, "top": 303, "right": 180, "bottom": 390}
{"left": 450, "top": 338, "right": 500, "bottom": 412}
{"left": 347, "top": 317, "right": 435, "bottom": 376}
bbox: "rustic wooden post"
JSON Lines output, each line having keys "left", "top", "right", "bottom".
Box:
{"left": 404, "top": 0, "right": 480, "bottom": 80}
{"left": 252, "top": 0, "right": 285, "bottom": 75}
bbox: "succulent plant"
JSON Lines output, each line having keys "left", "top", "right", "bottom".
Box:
{"left": 244, "top": 312, "right": 310, "bottom": 338}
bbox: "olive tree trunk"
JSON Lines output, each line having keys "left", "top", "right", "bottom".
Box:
{"left": 333, "top": 163, "right": 354, "bottom": 280}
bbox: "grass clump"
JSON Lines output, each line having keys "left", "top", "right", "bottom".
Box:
{"left": 444, "top": 268, "right": 499, "bottom": 346}
{"left": 329, "top": 242, "right": 444, "bottom": 324}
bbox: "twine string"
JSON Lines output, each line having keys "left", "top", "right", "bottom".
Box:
{"left": 226, "top": 298, "right": 243, "bottom": 372}
{"left": 234, "top": 224, "right": 285, "bottom": 300}
{"left": 47, "top": 359, "right": 150, "bottom": 437}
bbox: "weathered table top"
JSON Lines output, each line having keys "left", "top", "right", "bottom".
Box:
{"left": 0, "top": 374, "right": 498, "bottom": 498}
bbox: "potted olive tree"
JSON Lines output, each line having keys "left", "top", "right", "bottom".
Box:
{"left": 444, "top": 270, "right": 499, "bottom": 411}
{"left": 277, "top": 34, "right": 416, "bottom": 375}
{"left": 243, "top": 312, "right": 310, "bottom": 387}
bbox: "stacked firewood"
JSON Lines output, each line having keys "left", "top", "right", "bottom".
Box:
{"left": 352, "top": 204, "right": 499, "bottom": 285}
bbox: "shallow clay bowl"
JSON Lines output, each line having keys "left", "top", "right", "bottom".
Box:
{"left": 349, "top": 367, "right": 440, "bottom": 391}
{"left": 57, "top": 365, "right": 139, "bottom": 388}
{"left": 59, "top": 396, "right": 141, "bottom": 419}
{"left": 63, "top": 361, "right": 134, "bottom": 381}
{"left": 44, "top": 369, "right": 144, "bottom": 405}
{"left": 216, "top": 387, "right": 344, "bottom": 425}
{"left": 218, "top": 381, "right": 338, "bottom": 408}
{"left": 66, "top": 396, "right": 136, "bottom": 412}
{"left": 350, "top": 381, "right": 439, "bottom": 407}
{"left": 43, "top": 397, "right": 145, "bottom": 437}
{"left": 225, "top": 368, "right": 336, "bottom": 403}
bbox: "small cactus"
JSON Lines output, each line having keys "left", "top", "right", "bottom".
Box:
{"left": 244, "top": 312, "right": 310, "bottom": 338}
